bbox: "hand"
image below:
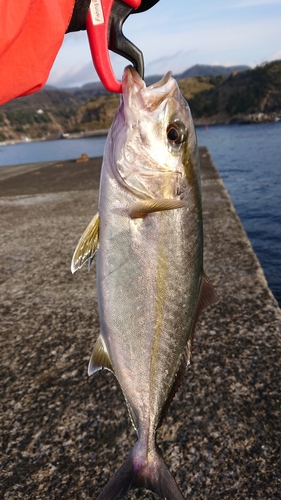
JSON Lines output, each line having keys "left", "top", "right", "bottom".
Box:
{"left": 134, "top": 0, "right": 159, "bottom": 13}
{"left": 66, "top": 0, "right": 160, "bottom": 32}
{"left": 66, "top": 0, "right": 91, "bottom": 33}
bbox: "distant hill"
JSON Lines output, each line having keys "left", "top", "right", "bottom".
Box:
{"left": 177, "top": 64, "right": 250, "bottom": 79}
{"left": 186, "top": 60, "right": 281, "bottom": 124}
{"left": 0, "top": 61, "right": 280, "bottom": 142}
{"left": 58, "top": 64, "right": 250, "bottom": 93}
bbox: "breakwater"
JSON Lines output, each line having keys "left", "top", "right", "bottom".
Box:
{"left": 1, "top": 149, "right": 280, "bottom": 499}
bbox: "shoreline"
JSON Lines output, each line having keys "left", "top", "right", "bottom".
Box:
{"left": 1, "top": 113, "right": 280, "bottom": 147}
{"left": 0, "top": 128, "right": 109, "bottom": 147}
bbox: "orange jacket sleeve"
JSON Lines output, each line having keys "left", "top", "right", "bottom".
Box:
{"left": 0, "top": 0, "right": 75, "bottom": 105}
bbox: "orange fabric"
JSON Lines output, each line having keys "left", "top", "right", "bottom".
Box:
{"left": 0, "top": 0, "right": 75, "bottom": 105}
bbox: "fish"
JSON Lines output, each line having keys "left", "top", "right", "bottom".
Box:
{"left": 71, "top": 65, "right": 218, "bottom": 500}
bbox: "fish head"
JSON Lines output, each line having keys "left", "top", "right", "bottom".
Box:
{"left": 108, "top": 65, "right": 200, "bottom": 201}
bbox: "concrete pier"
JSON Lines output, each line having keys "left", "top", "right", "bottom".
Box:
{"left": 1, "top": 148, "right": 280, "bottom": 499}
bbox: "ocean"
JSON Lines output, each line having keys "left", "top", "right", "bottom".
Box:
{"left": 196, "top": 122, "right": 281, "bottom": 307}
{"left": 0, "top": 122, "right": 280, "bottom": 306}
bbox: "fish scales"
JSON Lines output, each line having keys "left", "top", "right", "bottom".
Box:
{"left": 98, "top": 199, "right": 200, "bottom": 427}
{"left": 71, "top": 66, "right": 218, "bottom": 500}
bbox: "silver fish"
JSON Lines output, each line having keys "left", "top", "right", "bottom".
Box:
{"left": 72, "top": 66, "right": 218, "bottom": 500}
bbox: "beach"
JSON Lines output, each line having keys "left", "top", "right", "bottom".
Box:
{"left": 1, "top": 149, "right": 280, "bottom": 499}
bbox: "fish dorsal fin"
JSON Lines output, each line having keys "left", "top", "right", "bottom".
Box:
{"left": 88, "top": 334, "right": 113, "bottom": 376}
{"left": 197, "top": 272, "right": 219, "bottom": 315}
{"left": 71, "top": 212, "right": 99, "bottom": 273}
{"left": 157, "top": 340, "right": 192, "bottom": 429}
{"left": 190, "top": 273, "right": 218, "bottom": 345}
{"left": 157, "top": 274, "right": 218, "bottom": 428}
{"left": 188, "top": 272, "right": 219, "bottom": 352}
{"left": 128, "top": 198, "right": 187, "bottom": 219}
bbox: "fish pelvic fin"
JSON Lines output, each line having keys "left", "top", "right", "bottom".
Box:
{"left": 71, "top": 212, "right": 99, "bottom": 273}
{"left": 88, "top": 334, "right": 113, "bottom": 376}
{"left": 128, "top": 198, "right": 187, "bottom": 219}
{"left": 97, "top": 441, "right": 185, "bottom": 500}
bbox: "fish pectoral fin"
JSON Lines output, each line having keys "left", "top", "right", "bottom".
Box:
{"left": 88, "top": 334, "right": 114, "bottom": 376}
{"left": 128, "top": 198, "right": 187, "bottom": 219}
{"left": 71, "top": 212, "right": 99, "bottom": 273}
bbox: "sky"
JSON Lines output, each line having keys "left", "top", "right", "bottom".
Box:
{"left": 47, "top": 0, "right": 281, "bottom": 88}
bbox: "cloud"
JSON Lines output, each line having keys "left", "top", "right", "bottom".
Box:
{"left": 47, "top": 0, "right": 281, "bottom": 88}
{"left": 267, "top": 48, "right": 281, "bottom": 61}
{"left": 48, "top": 61, "right": 99, "bottom": 88}
{"left": 145, "top": 50, "right": 194, "bottom": 75}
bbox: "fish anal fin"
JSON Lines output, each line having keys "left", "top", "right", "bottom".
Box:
{"left": 71, "top": 212, "right": 99, "bottom": 273}
{"left": 123, "top": 395, "right": 138, "bottom": 432}
{"left": 88, "top": 334, "right": 113, "bottom": 376}
{"left": 129, "top": 198, "right": 187, "bottom": 219}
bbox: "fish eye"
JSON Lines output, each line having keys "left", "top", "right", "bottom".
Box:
{"left": 167, "top": 121, "right": 187, "bottom": 146}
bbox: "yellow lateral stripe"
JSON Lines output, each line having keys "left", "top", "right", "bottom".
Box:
{"left": 150, "top": 216, "right": 169, "bottom": 409}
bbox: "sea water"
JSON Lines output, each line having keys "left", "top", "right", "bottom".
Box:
{"left": 196, "top": 122, "right": 281, "bottom": 306}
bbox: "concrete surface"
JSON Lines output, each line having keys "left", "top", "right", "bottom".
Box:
{"left": 1, "top": 148, "right": 280, "bottom": 499}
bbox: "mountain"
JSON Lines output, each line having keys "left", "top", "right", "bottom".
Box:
{"left": 186, "top": 60, "right": 281, "bottom": 124}
{"left": 177, "top": 64, "right": 250, "bottom": 79}
{"left": 56, "top": 64, "right": 250, "bottom": 94}
{"left": 0, "top": 61, "right": 280, "bottom": 142}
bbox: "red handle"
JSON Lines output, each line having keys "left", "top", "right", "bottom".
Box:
{"left": 86, "top": 0, "right": 142, "bottom": 93}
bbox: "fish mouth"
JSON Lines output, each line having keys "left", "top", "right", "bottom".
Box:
{"left": 122, "top": 65, "right": 146, "bottom": 93}
{"left": 122, "top": 65, "right": 176, "bottom": 112}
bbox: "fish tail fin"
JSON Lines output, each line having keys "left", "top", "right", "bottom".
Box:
{"left": 97, "top": 442, "right": 185, "bottom": 500}
{"left": 96, "top": 450, "right": 134, "bottom": 500}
